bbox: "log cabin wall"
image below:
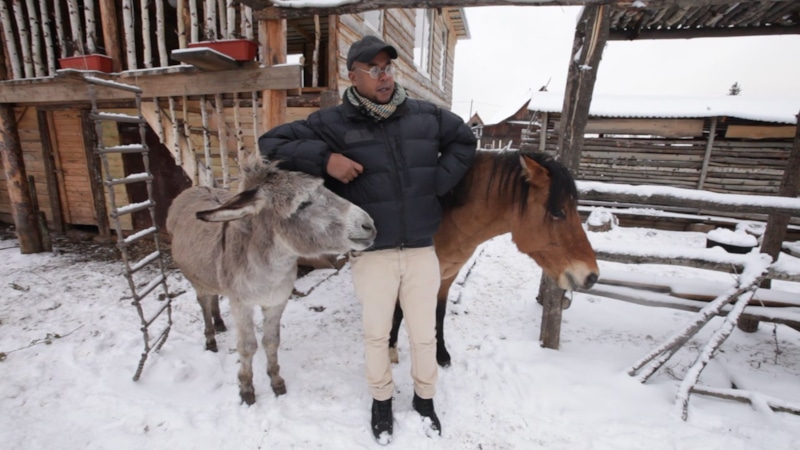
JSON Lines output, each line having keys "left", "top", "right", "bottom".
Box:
{"left": 0, "top": 2, "right": 468, "bottom": 233}
{"left": 520, "top": 113, "right": 795, "bottom": 196}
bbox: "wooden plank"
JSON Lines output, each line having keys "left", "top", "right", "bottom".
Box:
{"left": 0, "top": 65, "right": 303, "bottom": 104}
{"left": 725, "top": 125, "right": 796, "bottom": 139}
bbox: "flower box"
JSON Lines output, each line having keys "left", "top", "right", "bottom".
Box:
{"left": 187, "top": 39, "right": 257, "bottom": 61}
{"left": 58, "top": 54, "right": 113, "bottom": 72}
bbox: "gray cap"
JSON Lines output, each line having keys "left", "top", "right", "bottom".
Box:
{"left": 346, "top": 35, "right": 398, "bottom": 70}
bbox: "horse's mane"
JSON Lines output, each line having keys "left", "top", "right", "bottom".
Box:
{"left": 441, "top": 149, "right": 578, "bottom": 216}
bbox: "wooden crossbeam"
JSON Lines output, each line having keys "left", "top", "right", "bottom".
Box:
{"left": 170, "top": 48, "right": 240, "bottom": 71}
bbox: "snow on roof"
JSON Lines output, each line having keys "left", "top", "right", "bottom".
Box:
{"left": 484, "top": 90, "right": 533, "bottom": 126}
{"left": 528, "top": 91, "right": 800, "bottom": 125}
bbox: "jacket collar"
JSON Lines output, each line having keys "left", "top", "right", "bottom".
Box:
{"left": 340, "top": 95, "right": 411, "bottom": 122}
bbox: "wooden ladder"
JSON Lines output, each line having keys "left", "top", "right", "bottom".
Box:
{"left": 83, "top": 75, "right": 175, "bottom": 381}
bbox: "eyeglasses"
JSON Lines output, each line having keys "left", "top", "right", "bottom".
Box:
{"left": 353, "top": 64, "right": 396, "bottom": 79}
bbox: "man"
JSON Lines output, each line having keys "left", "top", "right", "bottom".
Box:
{"left": 258, "top": 35, "right": 476, "bottom": 444}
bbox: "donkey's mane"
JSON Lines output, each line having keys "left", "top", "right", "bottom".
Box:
{"left": 443, "top": 150, "right": 578, "bottom": 215}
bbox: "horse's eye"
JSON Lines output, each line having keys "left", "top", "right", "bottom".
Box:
{"left": 551, "top": 209, "right": 566, "bottom": 220}
{"left": 297, "top": 201, "right": 312, "bottom": 211}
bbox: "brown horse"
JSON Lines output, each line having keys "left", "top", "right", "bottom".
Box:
{"left": 390, "top": 149, "right": 599, "bottom": 366}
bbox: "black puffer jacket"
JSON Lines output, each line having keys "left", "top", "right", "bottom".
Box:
{"left": 258, "top": 97, "right": 476, "bottom": 250}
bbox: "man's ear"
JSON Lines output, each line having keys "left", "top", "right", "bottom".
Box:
{"left": 347, "top": 69, "right": 357, "bottom": 84}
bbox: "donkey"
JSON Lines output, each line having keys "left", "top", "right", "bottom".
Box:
{"left": 167, "top": 160, "right": 376, "bottom": 405}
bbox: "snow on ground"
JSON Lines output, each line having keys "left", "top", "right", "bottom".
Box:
{"left": 1, "top": 223, "right": 800, "bottom": 449}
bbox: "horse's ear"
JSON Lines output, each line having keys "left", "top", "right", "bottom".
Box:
{"left": 196, "top": 188, "right": 266, "bottom": 222}
{"left": 519, "top": 155, "right": 550, "bottom": 189}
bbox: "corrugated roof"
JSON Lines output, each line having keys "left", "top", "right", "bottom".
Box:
{"left": 528, "top": 91, "right": 800, "bottom": 124}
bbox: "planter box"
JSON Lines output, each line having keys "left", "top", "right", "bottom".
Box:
{"left": 187, "top": 39, "right": 257, "bottom": 61}
{"left": 59, "top": 54, "right": 113, "bottom": 72}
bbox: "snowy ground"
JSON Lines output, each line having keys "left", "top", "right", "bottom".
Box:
{"left": 1, "top": 222, "right": 800, "bottom": 449}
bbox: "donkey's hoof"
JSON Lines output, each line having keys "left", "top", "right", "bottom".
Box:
{"left": 561, "top": 296, "right": 572, "bottom": 310}
{"left": 389, "top": 347, "right": 399, "bottom": 364}
{"left": 205, "top": 340, "right": 219, "bottom": 353}
{"left": 240, "top": 390, "right": 256, "bottom": 405}
{"left": 214, "top": 321, "right": 227, "bottom": 333}
{"left": 271, "top": 380, "right": 287, "bottom": 396}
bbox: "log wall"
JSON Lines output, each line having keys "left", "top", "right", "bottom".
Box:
{"left": 521, "top": 114, "right": 795, "bottom": 196}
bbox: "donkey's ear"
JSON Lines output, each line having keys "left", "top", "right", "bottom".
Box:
{"left": 519, "top": 155, "right": 550, "bottom": 189}
{"left": 196, "top": 188, "right": 266, "bottom": 222}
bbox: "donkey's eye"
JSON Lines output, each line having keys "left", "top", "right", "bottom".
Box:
{"left": 297, "top": 201, "right": 312, "bottom": 211}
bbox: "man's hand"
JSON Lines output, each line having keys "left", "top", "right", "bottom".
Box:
{"left": 327, "top": 153, "right": 364, "bottom": 184}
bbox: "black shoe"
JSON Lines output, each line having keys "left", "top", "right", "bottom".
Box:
{"left": 371, "top": 398, "right": 393, "bottom": 444}
{"left": 412, "top": 393, "right": 441, "bottom": 436}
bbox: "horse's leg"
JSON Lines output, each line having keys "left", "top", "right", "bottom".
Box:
{"left": 210, "top": 294, "right": 227, "bottom": 332}
{"left": 197, "top": 293, "right": 220, "bottom": 352}
{"left": 229, "top": 298, "right": 258, "bottom": 405}
{"left": 388, "top": 300, "right": 403, "bottom": 364}
{"left": 261, "top": 301, "right": 288, "bottom": 396}
{"left": 436, "top": 274, "right": 457, "bottom": 367}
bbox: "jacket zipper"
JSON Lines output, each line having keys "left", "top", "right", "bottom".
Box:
{"left": 380, "top": 122, "right": 407, "bottom": 248}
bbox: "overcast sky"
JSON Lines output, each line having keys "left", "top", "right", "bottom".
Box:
{"left": 450, "top": 6, "right": 800, "bottom": 122}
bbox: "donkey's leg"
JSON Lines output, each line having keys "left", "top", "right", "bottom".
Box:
{"left": 261, "top": 300, "right": 289, "bottom": 396}
{"left": 197, "top": 293, "right": 220, "bottom": 352}
{"left": 436, "top": 275, "right": 458, "bottom": 367}
{"left": 388, "top": 300, "right": 403, "bottom": 364}
{"left": 210, "top": 295, "right": 227, "bottom": 332}
{"left": 229, "top": 298, "right": 258, "bottom": 405}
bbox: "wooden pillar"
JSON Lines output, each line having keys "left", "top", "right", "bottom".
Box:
{"left": 99, "top": 0, "right": 122, "bottom": 72}
{"left": 539, "top": 4, "right": 609, "bottom": 350}
{"left": 325, "top": 14, "right": 340, "bottom": 104}
{"left": 81, "top": 111, "right": 111, "bottom": 241}
{"left": 739, "top": 111, "right": 800, "bottom": 332}
{"left": 697, "top": 117, "right": 718, "bottom": 189}
{"left": 0, "top": 39, "right": 43, "bottom": 253}
{"left": 0, "top": 105, "right": 44, "bottom": 253}
{"left": 36, "top": 110, "right": 65, "bottom": 232}
{"left": 260, "top": 19, "right": 287, "bottom": 132}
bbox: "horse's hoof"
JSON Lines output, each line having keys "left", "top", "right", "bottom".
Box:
{"left": 214, "top": 322, "right": 227, "bottom": 333}
{"left": 389, "top": 347, "right": 399, "bottom": 364}
{"left": 240, "top": 391, "right": 256, "bottom": 405}
{"left": 561, "top": 296, "right": 572, "bottom": 310}
{"left": 205, "top": 340, "right": 218, "bottom": 352}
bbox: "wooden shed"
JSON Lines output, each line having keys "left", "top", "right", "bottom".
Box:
{"left": 0, "top": 1, "right": 470, "bottom": 240}
{"left": 521, "top": 91, "right": 799, "bottom": 196}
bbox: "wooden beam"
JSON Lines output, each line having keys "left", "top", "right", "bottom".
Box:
{"left": 245, "top": 1, "right": 782, "bottom": 18}
{"left": 609, "top": 24, "right": 800, "bottom": 40}
{"left": 0, "top": 65, "right": 302, "bottom": 104}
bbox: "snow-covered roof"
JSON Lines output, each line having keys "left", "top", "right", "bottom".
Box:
{"left": 483, "top": 90, "right": 532, "bottom": 126}
{"left": 528, "top": 91, "right": 800, "bottom": 125}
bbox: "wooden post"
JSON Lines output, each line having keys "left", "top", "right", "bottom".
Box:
{"left": 697, "top": 117, "right": 717, "bottom": 189}
{"left": 739, "top": 111, "right": 800, "bottom": 332}
{"left": 539, "top": 4, "right": 609, "bottom": 350}
{"left": 0, "top": 105, "right": 44, "bottom": 253}
{"left": 36, "top": 109, "right": 65, "bottom": 232}
{"left": 0, "top": 40, "right": 43, "bottom": 253}
{"left": 260, "top": 19, "right": 287, "bottom": 131}
{"left": 81, "top": 111, "right": 111, "bottom": 241}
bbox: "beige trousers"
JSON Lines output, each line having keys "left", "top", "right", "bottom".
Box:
{"left": 350, "top": 246, "right": 440, "bottom": 401}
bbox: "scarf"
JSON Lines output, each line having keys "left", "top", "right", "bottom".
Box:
{"left": 346, "top": 83, "right": 407, "bottom": 121}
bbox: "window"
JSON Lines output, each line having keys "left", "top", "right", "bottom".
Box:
{"left": 414, "top": 9, "right": 433, "bottom": 74}
{"left": 438, "top": 29, "right": 448, "bottom": 89}
{"left": 362, "top": 10, "right": 383, "bottom": 33}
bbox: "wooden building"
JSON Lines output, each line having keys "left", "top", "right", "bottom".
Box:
{"left": 0, "top": 1, "right": 469, "bottom": 237}
{"left": 521, "top": 91, "right": 799, "bottom": 196}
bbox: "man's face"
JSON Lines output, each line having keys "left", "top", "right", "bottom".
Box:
{"left": 348, "top": 51, "right": 395, "bottom": 104}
